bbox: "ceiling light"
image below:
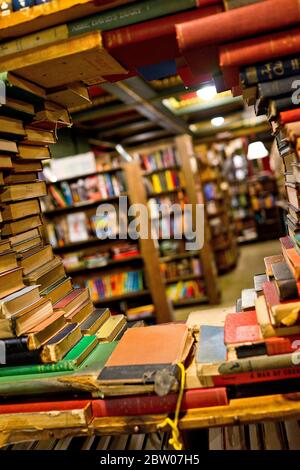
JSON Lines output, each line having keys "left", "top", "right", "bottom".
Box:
{"left": 211, "top": 116, "right": 225, "bottom": 127}
{"left": 196, "top": 85, "right": 217, "bottom": 101}
{"left": 116, "top": 144, "right": 133, "bottom": 162}
{"left": 247, "top": 141, "right": 268, "bottom": 160}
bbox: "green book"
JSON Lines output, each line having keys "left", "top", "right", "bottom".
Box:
{"left": 68, "top": 0, "right": 198, "bottom": 36}
{"left": 0, "top": 335, "right": 98, "bottom": 378}
{"left": 0, "top": 341, "right": 118, "bottom": 397}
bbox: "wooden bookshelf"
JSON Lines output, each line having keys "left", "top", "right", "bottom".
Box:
{"left": 43, "top": 153, "right": 173, "bottom": 324}
{"left": 131, "top": 135, "right": 220, "bottom": 307}
{"left": 195, "top": 143, "right": 239, "bottom": 274}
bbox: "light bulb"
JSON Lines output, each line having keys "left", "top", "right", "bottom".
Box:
{"left": 211, "top": 116, "right": 225, "bottom": 127}
{"left": 196, "top": 85, "right": 217, "bottom": 101}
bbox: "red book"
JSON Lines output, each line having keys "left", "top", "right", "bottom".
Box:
{"left": 213, "top": 366, "right": 300, "bottom": 386}
{"left": 280, "top": 236, "right": 300, "bottom": 280}
{"left": 177, "top": 0, "right": 300, "bottom": 77}
{"left": 225, "top": 309, "right": 300, "bottom": 355}
{"left": 176, "top": 0, "right": 297, "bottom": 52}
{"left": 224, "top": 310, "right": 261, "bottom": 345}
{"left": 103, "top": 5, "right": 222, "bottom": 69}
{"left": 177, "top": 63, "right": 212, "bottom": 87}
{"left": 92, "top": 388, "right": 228, "bottom": 417}
{"left": 219, "top": 27, "right": 300, "bottom": 88}
{"left": 0, "top": 400, "right": 90, "bottom": 414}
{"left": 280, "top": 109, "right": 300, "bottom": 124}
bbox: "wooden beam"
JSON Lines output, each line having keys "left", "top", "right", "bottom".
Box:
{"left": 175, "top": 135, "right": 220, "bottom": 305}
{"left": 123, "top": 161, "right": 173, "bottom": 324}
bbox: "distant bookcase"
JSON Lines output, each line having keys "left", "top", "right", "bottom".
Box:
{"left": 42, "top": 149, "right": 173, "bottom": 324}
{"left": 194, "top": 143, "right": 239, "bottom": 274}
{"left": 131, "top": 134, "right": 220, "bottom": 307}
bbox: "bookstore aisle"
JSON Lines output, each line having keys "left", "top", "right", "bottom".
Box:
{"left": 1, "top": 0, "right": 300, "bottom": 456}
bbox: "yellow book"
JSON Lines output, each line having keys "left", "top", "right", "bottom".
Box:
{"left": 96, "top": 314, "right": 126, "bottom": 342}
{"left": 152, "top": 174, "right": 162, "bottom": 193}
{"left": 165, "top": 170, "right": 175, "bottom": 190}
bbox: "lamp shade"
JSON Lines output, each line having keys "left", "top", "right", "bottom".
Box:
{"left": 247, "top": 141, "right": 268, "bottom": 160}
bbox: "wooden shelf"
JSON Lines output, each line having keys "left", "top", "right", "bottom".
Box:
{"left": 164, "top": 273, "right": 203, "bottom": 284}
{"left": 148, "top": 188, "right": 183, "bottom": 198}
{"left": 65, "top": 255, "right": 143, "bottom": 274}
{"left": 0, "top": 0, "right": 136, "bottom": 40}
{"left": 45, "top": 166, "right": 123, "bottom": 185}
{"left": 44, "top": 194, "right": 124, "bottom": 216}
{"left": 94, "top": 290, "right": 151, "bottom": 305}
{"left": 172, "top": 296, "right": 208, "bottom": 308}
{"left": 159, "top": 251, "right": 200, "bottom": 263}
{"left": 53, "top": 237, "right": 111, "bottom": 252}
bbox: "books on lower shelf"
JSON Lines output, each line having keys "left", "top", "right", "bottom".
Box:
{"left": 160, "top": 257, "right": 202, "bottom": 280}
{"left": 85, "top": 270, "right": 145, "bottom": 302}
{"left": 166, "top": 279, "right": 206, "bottom": 303}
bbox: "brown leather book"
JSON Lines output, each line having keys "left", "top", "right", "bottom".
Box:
{"left": 98, "top": 324, "right": 194, "bottom": 389}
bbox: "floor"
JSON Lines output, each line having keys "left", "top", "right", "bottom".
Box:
{"left": 175, "top": 239, "right": 281, "bottom": 322}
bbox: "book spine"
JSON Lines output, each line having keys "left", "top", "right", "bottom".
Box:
{"left": 0, "top": 360, "right": 75, "bottom": 377}
{"left": 220, "top": 27, "right": 300, "bottom": 68}
{"left": 103, "top": 5, "right": 221, "bottom": 49}
{"left": 68, "top": 0, "right": 198, "bottom": 36}
{"left": 92, "top": 387, "right": 228, "bottom": 416}
{"left": 218, "top": 352, "right": 300, "bottom": 374}
{"left": 258, "top": 74, "right": 300, "bottom": 98}
{"left": 280, "top": 109, "right": 300, "bottom": 124}
{"left": 213, "top": 365, "right": 300, "bottom": 386}
{"left": 0, "top": 25, "right": 69, "bottom": 59}
{"left": 241, "top": 56, "right": 300, "bottom": 87}
{"left": 177, "top": 0, "right": 300, "bottom": 52}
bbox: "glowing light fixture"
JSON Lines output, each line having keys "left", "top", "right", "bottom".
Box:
{"left": 211, "top": 116, "right": 225, "bottom": 127}
{"left": 116, "top": 144, "right": 133, "bottom": 162}
{"left": 247, "top": 141, "right": 268, "bottom": 160}
{"left": 196, "top": 85, "right": 217, "bottom": 101}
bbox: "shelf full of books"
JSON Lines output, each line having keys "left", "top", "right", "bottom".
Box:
{"left": 195, "top": 143, "right": 239, "bottom": 274}
{"left": 42, "top": 149, "right": 172, "bottom": 324}
{"left": 132, "top": 135, "right": 220, "bottom": 306}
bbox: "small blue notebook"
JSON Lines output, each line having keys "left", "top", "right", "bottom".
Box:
{"left": 197, "top": 326, "right": 226, "bottom": 364}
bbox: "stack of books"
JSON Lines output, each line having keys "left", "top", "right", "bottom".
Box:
{"left": 0, "top": 72, "right": 128, "bottom": 380}
{"left": 193, "top": 257, "right": 300, "bottom": 392}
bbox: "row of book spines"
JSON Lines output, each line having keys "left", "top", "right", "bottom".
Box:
{"left": 1, "top": 1, "right": 52, "bottom": 14}
{"left": 149, "top": 170, "right": 182, "bottom": 193}
{"left": 48, "top": 174, "right": 125, "bottom": 208}
{"left": 0, "top": 0, "right": 201, "bottom": 55}
{"left": 166, "top": 279, "right": 206, "bottom": 301}
{"left": 139, "top": 147, "right": 179, "bottom": 172}
{"left": 160, "top": 258, "right": 202, "bottom": 279}
{"left": 86, "top": 271, "right": 144, "bottom": 300}
{"left": 0, "top": 387, "right": 228, "bottom": 417}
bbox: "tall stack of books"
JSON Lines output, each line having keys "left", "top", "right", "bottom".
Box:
{"left": 0, "top": 72, "right": 126, "bottom": 374}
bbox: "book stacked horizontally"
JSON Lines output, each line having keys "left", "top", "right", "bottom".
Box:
{"left": 0, "top": 72, "right": 128, "bottom": 379}
{"left": 192, "top": 252, "right": 300, "bottom": 392}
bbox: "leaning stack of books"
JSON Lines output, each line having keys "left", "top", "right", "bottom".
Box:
{"left": 192, "top": 249, "right": 300, "bottom": 394}
{"left": 0, "top": 72, "right": 127, "bottom": 378}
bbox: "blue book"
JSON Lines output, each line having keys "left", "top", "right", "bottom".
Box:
{"left": 12, "top": 0, "right": 34, "bottom": 10}
{"left": 137, "top": 60, "right": 177, "bottom": 81}
{"left": 197, "top": 326, "right": 226, "bottom": 365}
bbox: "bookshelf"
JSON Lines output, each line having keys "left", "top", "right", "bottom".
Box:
{"left": 194, "top": 143, "right": 239, "bottom": 274}
{"left": 131, "top": 134, "right": 220, "bottom": 307}
{"left": 43, "top": 151, "right": 173, "bottom": 324}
